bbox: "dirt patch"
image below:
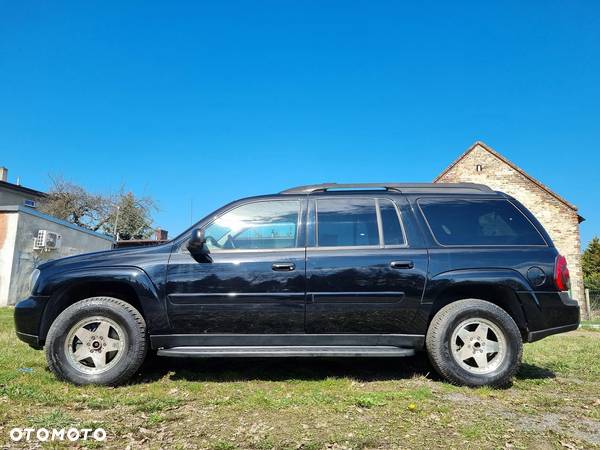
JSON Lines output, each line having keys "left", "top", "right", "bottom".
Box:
{"left": 515, "top": 412, "right": 600, "bottom": 446}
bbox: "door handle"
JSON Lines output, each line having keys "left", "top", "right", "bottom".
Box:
{"left": 272, "top": 262, "right": 296, "bottom": 272}
{"left": 390, "top": 260, "right": 414, "bottom": 269}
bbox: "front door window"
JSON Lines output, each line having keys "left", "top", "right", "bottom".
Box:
{"left": 203, "top": 200, "right": 301, "bottom": 251}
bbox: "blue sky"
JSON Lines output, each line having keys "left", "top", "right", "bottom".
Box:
{"left": 1, "top": 1, "right": 598, "bottom": 247}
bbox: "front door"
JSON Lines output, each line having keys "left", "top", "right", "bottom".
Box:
{"left": 305, "top": 196, "right": 428, "bottom": 334}
{"left": 166, "top": 198, "right": 307, "bottom": 334}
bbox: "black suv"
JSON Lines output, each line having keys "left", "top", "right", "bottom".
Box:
{"left": 15, "top": 183, "right": 580, "bottom": 387}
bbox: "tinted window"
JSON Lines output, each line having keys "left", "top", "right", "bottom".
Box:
{"left": 317, "top": 198, "right": 379, "bottom": 247}
{"left": 379, "top": 199, "right": 405, "bottom": 246}
{"left": 419, "top": 198, "right": 545, "bottom": 246}
{"left": 204, "top": 200, "right": 300, "bottom": 250}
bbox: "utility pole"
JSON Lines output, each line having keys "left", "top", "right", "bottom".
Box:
{"left": 113, "top": 205, "right": 120, "bottom": 241}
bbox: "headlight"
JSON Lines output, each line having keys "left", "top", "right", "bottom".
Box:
{"left": 29, "top": 269, "right": 41, "bottom": 295}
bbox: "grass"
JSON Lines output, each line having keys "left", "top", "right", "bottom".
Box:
{"left": 581, "top": 320, "right": 600, "bottom": 328}
{"left": 1, "top": 308, "right": 600, "bottom": 449}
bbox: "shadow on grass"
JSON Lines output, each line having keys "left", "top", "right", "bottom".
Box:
{"left": 515, "top": 363, "right": 556, "bottom": 380}
{"left": 131, "top": 354, "right": 555, "bottom": 385}
{"left": 133, "top": 352, "right": 437, "bottom": 384}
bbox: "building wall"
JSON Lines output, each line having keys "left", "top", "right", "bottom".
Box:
{"left": 435, "top": 144, "right": 584, "bottom": 303}
{"left": 0, "top": 213, "right": 18, "bottom": 305}
{"left": 0, "top": 206, "right": 114, "bottom": 306}
{"left": 0, "top": 187, "right": 43, "bottom": 208}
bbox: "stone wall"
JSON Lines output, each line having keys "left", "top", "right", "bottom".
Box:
{"left": 435, "top": 143, "right": 584, "bottom": 303}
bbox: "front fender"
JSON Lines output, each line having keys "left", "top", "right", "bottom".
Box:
{"left": 37, "top": 266, "right": 170, "bottom": 339}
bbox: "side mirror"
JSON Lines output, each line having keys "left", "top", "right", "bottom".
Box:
{"left": 187, "top": 227, "right": 208, "bottom": 255}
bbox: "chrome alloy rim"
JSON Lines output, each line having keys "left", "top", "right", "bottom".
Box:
{"left": 450, "top": 318, "right": 506, "bottom": 374}
{"left": 64, "top": 316, "right": 126, "bottom": 374}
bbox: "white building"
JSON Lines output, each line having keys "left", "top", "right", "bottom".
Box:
{"left": 0, "top": 167, "right": 113, "bottom": 306}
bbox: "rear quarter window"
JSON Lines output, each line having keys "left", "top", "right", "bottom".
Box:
{"left": 418, "top": 198, "right": 546, "bottom": 246}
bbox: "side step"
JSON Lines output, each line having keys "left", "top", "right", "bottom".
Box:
{"left": 157, "top": 346, "right": 415, "bottom": 358}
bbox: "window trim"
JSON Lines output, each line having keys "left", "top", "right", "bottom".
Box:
{"left": 416, "top": 196, "right": 548, "bottom": 248}
{"left": 375, "top": 198, "right": 384, "bottom": 246}
{"left": 312, "top": 196, "right": 408, "bottom": 251}
{"left": 201, "top": 247, "right": 306, "bottom": 254}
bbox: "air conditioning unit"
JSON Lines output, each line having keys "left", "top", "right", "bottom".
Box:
{"left": 33, "top": 230, "right": 62, "bottom": 251}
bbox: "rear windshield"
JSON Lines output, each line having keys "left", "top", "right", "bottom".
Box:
{"left": 418, "top": 198, "right": 546, "bottom": 246}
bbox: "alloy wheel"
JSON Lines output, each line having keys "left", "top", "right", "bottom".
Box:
{"left": 64, "top": 316, "right": 126, "bottom": 374}
{"left": 450, "top": 318, "right": 506, "bottom": 374}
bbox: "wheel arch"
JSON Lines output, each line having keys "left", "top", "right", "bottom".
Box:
{"left": 38, "top": 267, "right": 169, "bottom": 342}
{"left": 426, "top": 269, "right": 532, "bottom": 338}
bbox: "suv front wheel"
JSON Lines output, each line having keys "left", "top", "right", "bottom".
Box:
{"left": 426, "top": 299, "right": 523, "bottom": 387}
{"left": 45, "top": 297, "right": 147, "bottom": 386}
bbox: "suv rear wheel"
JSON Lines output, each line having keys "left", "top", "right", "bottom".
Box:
{"left": 426, "top": 299, "right": 522, "bottom": 387}
{"left": 45, "top": 297, "right": 147, "bottom": 385}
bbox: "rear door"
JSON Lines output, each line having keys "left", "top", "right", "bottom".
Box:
{"left": 305, "top": 195, "right": 428, "bottom": 334}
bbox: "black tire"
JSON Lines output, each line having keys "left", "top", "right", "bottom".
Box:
{"left": 45, "top": 297, "right": 147, "bottom": 386}
{"left": 426, "top": 299, "right": 522, "bottom": 387}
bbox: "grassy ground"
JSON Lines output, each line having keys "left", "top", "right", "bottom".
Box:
{"left": 1, "top": 309, "right": 599, "bottom": 449}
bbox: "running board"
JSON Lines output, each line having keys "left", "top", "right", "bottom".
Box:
{"left": 157, "top": 346, "right": 415, "bottom": 358}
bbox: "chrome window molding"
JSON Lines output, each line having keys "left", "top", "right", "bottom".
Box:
{"left": 202, "top": 247, "right": 306, "bottom": 255}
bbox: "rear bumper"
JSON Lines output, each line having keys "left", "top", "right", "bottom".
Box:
{"left": 527, "top": 323, "right": 579, "bottom": 342}
{"left": 14, "top": 296, "right": 48, "bottom": 349}
{"left": 520, "top": 291, "right": 580, "bottom": 343}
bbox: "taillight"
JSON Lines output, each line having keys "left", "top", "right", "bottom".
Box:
{"left": 554, "top": 255, "right": 570, "bottom": 292}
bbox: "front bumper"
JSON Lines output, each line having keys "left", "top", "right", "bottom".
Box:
{"left": 14, "top": 296, "right": 49, "bottom": 349}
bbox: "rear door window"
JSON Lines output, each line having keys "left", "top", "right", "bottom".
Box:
{"left": 418, "top": 198, "right": 546, "bottom": 246}
{"left": 379, "top": 199, "right": 406, "bottom": 246}
{"left": 316, "top": 198, "right": 379, "bottom": 247}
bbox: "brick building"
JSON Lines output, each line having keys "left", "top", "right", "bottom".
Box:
{"left": 435, "top": 141, "right": 585, "bottom": 303}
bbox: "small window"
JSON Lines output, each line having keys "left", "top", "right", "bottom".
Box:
{"left": 379, "top": 199, "right": 405, "bottom": 246}
{"left": 418, "top": 198, "right": 546, "bottom": 246}
{"left": 316, "top": 198, "right": 379, "bottom": 247}
{"left": 203, "top": 200, "right": 300, "bottom": 250}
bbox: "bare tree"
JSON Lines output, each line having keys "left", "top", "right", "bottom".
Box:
{"left": 103, "top": 190, "right": 157, "bottom": 240}
{"left": 39, "top": 176, "right": 158, "bottom": 240}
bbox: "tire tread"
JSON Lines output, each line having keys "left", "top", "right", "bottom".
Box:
{"left": 45, "top": 297, "right": 147, "bottom": 386}
{"left": 426, "top": 299, "right": 522, "bottom": 387}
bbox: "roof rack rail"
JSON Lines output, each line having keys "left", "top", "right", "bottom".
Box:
{"left": 280, "top": 182, "right": 494, "bottom": 195}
